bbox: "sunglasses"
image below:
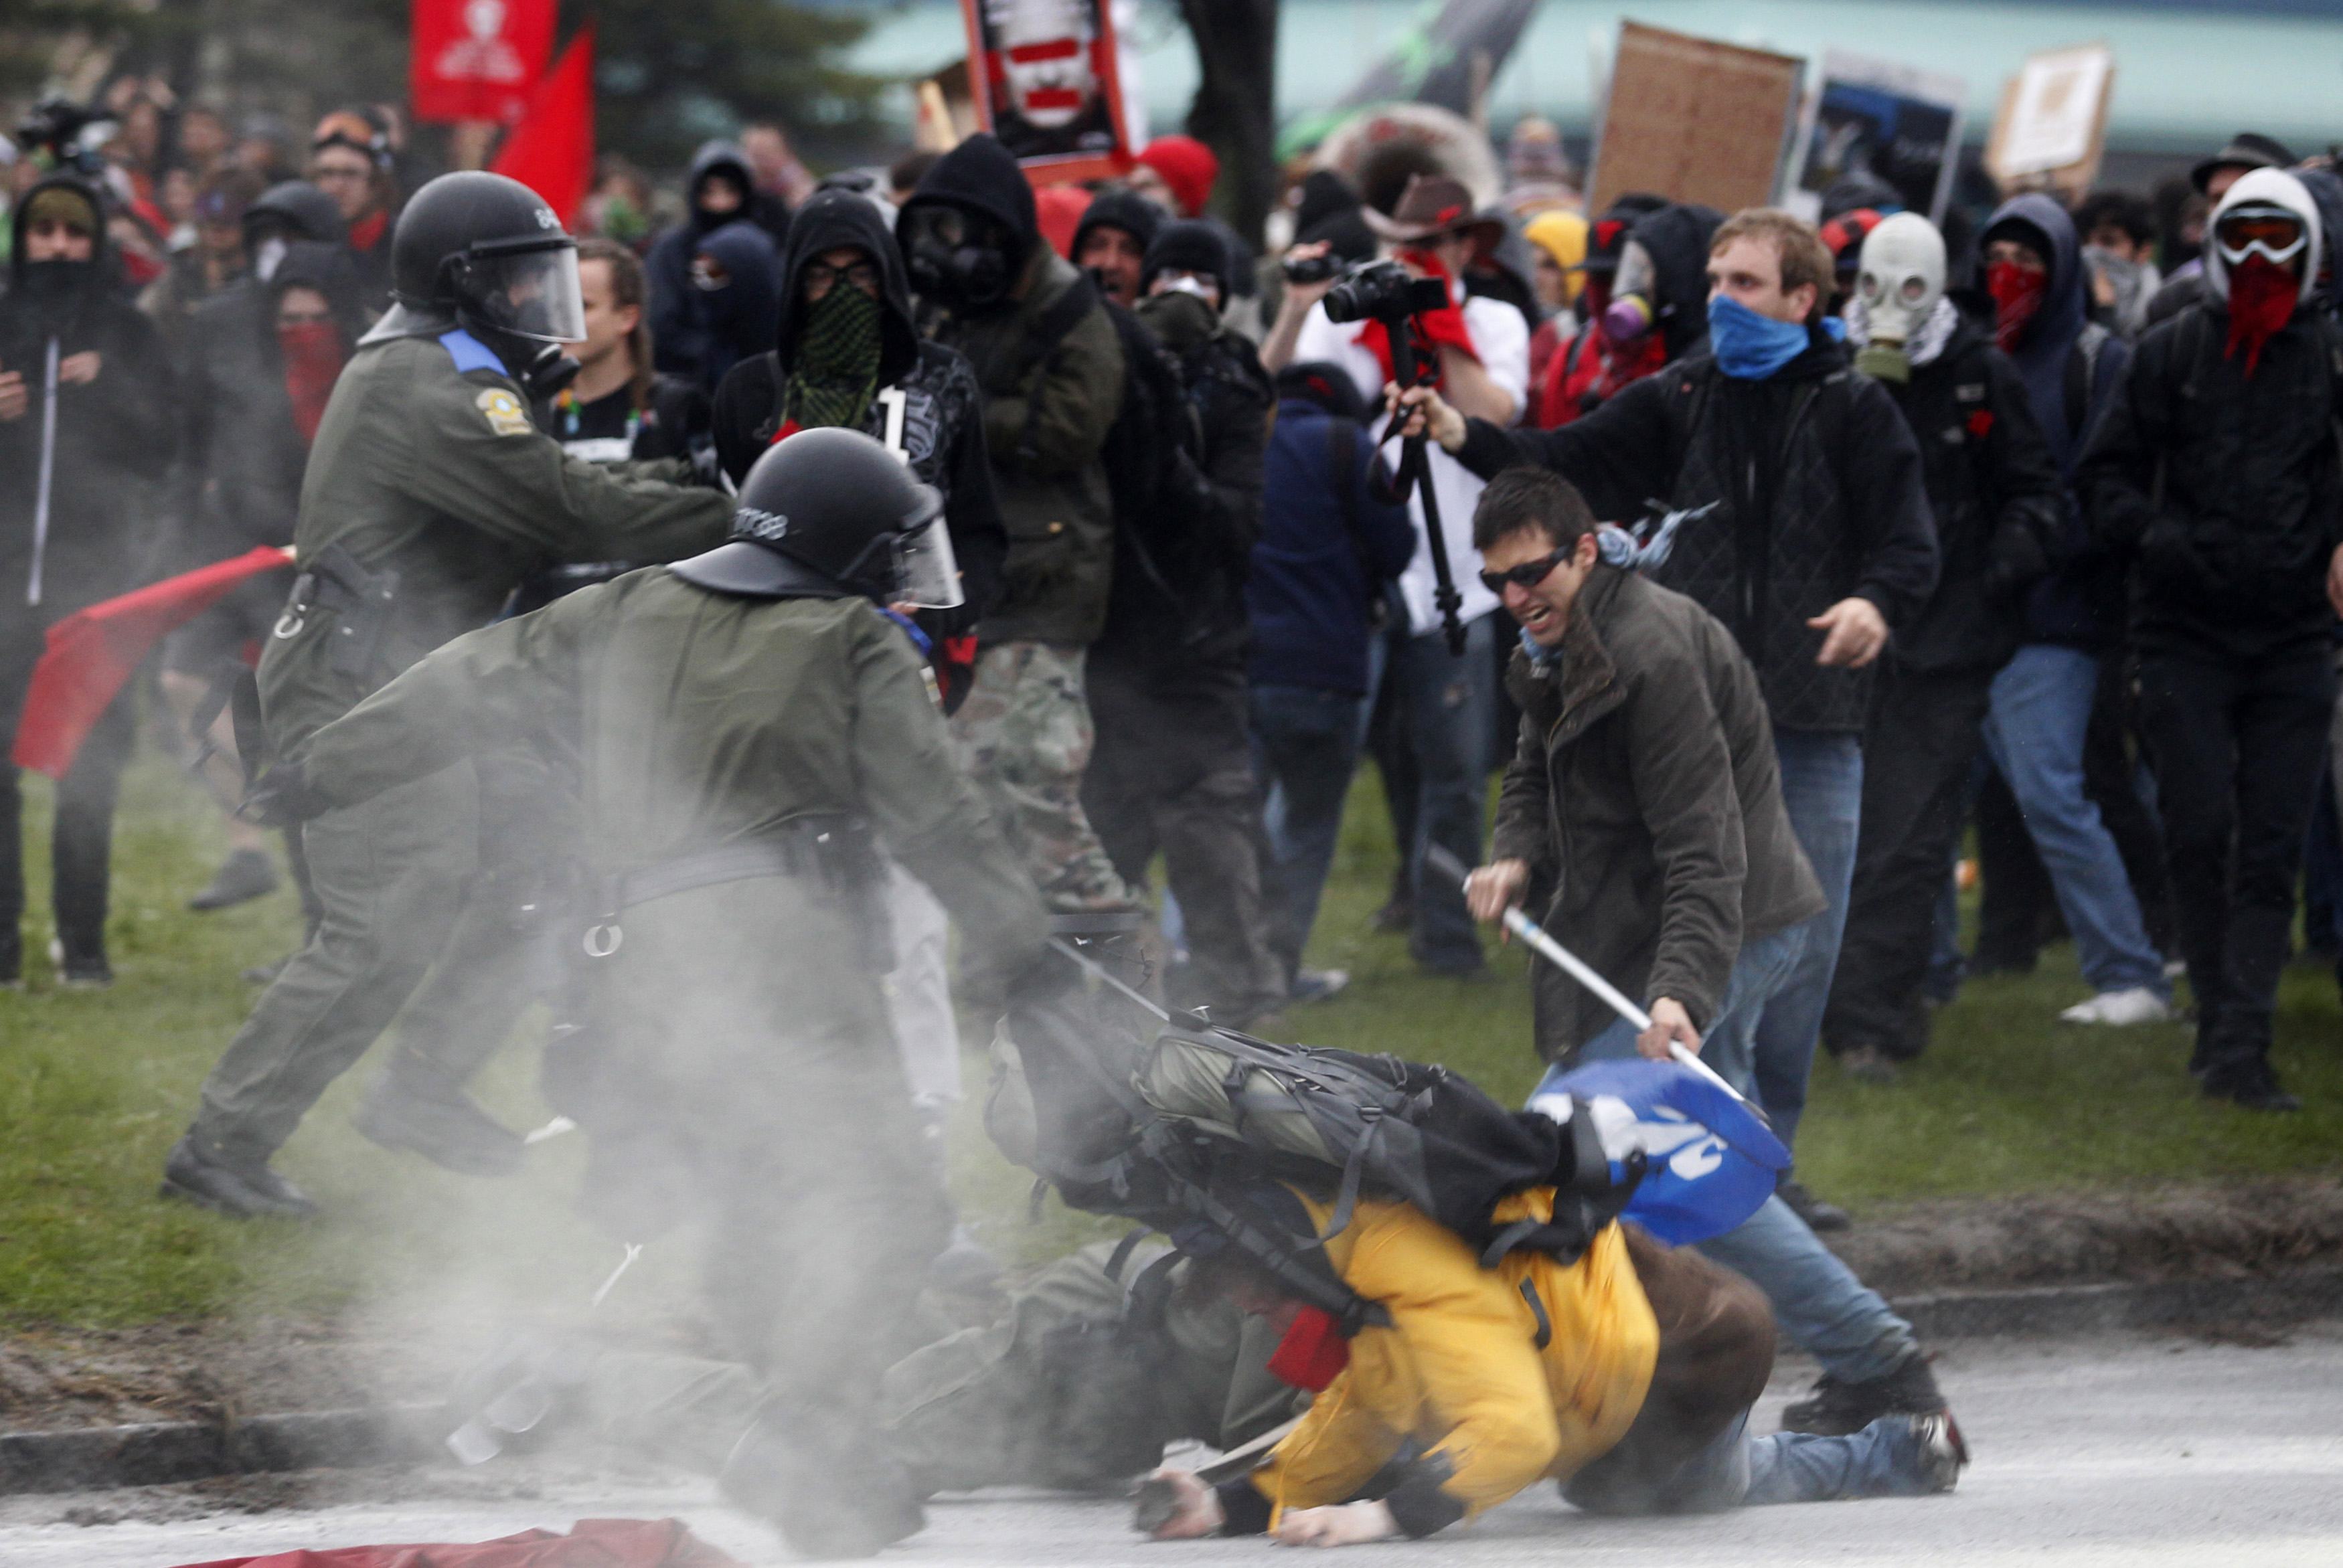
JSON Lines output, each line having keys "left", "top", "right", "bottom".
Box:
{"left": 1479, "top": 547, "right": 1570, "bottom": 596}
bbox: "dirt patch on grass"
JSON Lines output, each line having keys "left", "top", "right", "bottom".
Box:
{"left": 1832, "top": 1175, "right": 2343, "bottom": 1294}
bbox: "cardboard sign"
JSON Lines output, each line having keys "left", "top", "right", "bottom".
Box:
{"left": 1783, "top": 50, "right": 1965, "bottom": 225}
{"left": 1987, "top": 44, "right": 2115, "bottom": 194}
{"left": 409, "top": 0, "right": 554, "bottom": 125}
{"left": 960, "top": 0, "right": 1135, "bottom": 183}
{"left": 1587, "top": 21, "right": 1804, "bottom": 217}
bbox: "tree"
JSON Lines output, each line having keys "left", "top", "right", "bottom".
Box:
{"left": 1175, "top": 0, "right": 1279, "bottom": 249}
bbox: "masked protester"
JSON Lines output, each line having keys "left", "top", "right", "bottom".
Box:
{"left": 1968, "top": 195, "right": 2174, "bottom": 1027}
{"left": 681, "top": 220, "right": 781, "bottom": 398}
{"left": 2079, "top": 168, "right": 2343, "bottom": 1114}
{"left": 0, "top": 174, "right": 178, "bottom": 988}
{"left": 895, "top": 133, "right": 1139, "bottom": 924}
{"left": 1526, "top": 193, "right": 1670, "bottom": 430}
{"left": 1822, "top": 214, "right": 2065, "bottom": 1080}
{"left": 1080, "top": 220, "right": 1286, "bottom": 1025}
{"left": 648, "top": 141, "right": 789, "bottom": 380}
{"left": 163, "top": 173, "right": 736, "bottom": 1217}
{"left": 237, "top": 428, "right": 1049, "bottom": 1560}
{"left": 159, "top": 242, "right": 364, "bottom": 918}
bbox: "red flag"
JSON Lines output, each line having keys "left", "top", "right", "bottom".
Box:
{"left": 491, "top": 23, "right": 595, "bottom": 228}
{"left": 167, "top": 1516, "right": 744, "bottom": 1568}
{"left": 410, "top": 0, "right": 555, "bottom": 125}
{"left": 11, "top": 547, "right": 293, "bottom": 780}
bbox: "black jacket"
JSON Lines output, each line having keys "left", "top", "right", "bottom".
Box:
{"left": 1874, "top": 317, "right": 2063, "bottom": 674}
{"left": 649, "top": 141, "right": 790, "bottom": 380}
{"left": 0, "top": 173, "right": 177, "bottom": 620}
{"left": 2080, "top": 300, "right": 2343, "bottom": 659}
{"left": 712, "top": 187, "right": 1005, "bottom": 633}
{"left": 1461, "top": 329, "right": 1939, "bottom": 733}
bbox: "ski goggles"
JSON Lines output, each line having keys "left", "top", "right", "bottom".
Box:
{"left": 2214, "top": 207, "right": 2308, "bottom": 268}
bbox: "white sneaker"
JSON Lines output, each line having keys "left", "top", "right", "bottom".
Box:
{"left": 2057, "top": 986, "right": 2170, "bottom": 1026}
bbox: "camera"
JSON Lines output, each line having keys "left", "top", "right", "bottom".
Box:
{"left": 1319, "top": 258, "right": 1451, "bottom": 325}
{"left": 15, "top": 96, "right": 111, "bottom": 175}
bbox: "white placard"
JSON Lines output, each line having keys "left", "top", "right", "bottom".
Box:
{"left": 1998, "top": 46, "right": 2113, "bottom": 177}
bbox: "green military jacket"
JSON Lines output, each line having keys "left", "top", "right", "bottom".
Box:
{"left": 935, "top": 252, "right": 1124, "bottom": 647}
{"left": 258, "top": 332, "right": 733, "bottom": 753}
{"left": 295, "top": 571, "right": 1048, "bottom": 1016}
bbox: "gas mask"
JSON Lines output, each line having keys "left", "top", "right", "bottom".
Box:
{"left": 1851, "top": 212, "right": 1945, "bottom": 384}
{"left": 990, "top": 0, "right": 1097, "bottom": 130}
{"left": 902, "top": 202, "right": 1017, "bottom": 313}
{"left": 1600, "top": 238, "right": 1658, "bottom": 343}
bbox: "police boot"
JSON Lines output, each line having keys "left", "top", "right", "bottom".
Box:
{"left": 160, "top": 1132, "right": 319, "bottom": 1219}
{"left": 352, "top": 1065, "right": 525, "bottom": 1177}
{"left": 720, "top": 1413, "right": 925, "bottom": 1559}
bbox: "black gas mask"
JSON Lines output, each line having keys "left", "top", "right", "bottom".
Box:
{"left": 901, "top": 202, "right": 1018, "bottom": 313}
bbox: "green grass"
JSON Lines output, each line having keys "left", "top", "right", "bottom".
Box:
{"left": 5, "top": 747, "right": 2341, "bottom": 1328}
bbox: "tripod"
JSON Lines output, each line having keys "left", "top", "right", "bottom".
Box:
{"left": 1375, "top": 312, "right": 1469, "bottom": 657}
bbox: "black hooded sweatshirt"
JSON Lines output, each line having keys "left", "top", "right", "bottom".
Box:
{"left": 649, "top": 141, "right": 791, "bottom": 379}
{"left": 0, "top": 173, "right": 177, "bottom": 622}
{"left": 710, "top": 188, "right": 1005, "bottom": 634}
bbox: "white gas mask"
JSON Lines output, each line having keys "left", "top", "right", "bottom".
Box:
{"left": 1852, "top": 213, "right": 1945, "bottom": 383}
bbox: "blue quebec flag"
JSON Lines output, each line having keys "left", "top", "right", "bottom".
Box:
{"left": 1530, "top": 1059, "right": 1791, "bottom": 1246}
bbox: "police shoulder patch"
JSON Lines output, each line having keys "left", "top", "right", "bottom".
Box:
{"left": 476, "top": 387, "right": 533, "bottom": 437}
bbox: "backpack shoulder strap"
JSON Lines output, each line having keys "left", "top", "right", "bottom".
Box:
{"left": 988, "top": 270, "right": 1102, "bottom": 398}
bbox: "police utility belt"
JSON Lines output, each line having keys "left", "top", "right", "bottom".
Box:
{"left": 274, "top": 542, "right": 402, "bottom": 681}
{"left": 580, "top": 814, "right": 892, "bottom": 968}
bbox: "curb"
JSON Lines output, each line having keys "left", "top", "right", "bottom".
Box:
{"left": 5, "top": 1270, "right": 2341, "bottom": 1498}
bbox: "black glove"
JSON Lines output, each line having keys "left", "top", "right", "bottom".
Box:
{"left": 238, "top": 763, "right": 332, "bottom": 826}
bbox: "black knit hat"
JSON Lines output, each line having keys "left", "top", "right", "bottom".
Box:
{"left": 1141, "top": 218, "right": 1232, "bottom": 294}
{"left": 1072, "top": 187, "right": 1163, "bottom": 263}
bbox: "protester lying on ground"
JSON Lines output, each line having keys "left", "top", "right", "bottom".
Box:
{"left": 1142, "top": 1185, "right": 1965, "bottom": 1545}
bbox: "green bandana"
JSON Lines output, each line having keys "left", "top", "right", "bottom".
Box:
{"left": 785, "top": 281, "right": 885, "bottom": 430}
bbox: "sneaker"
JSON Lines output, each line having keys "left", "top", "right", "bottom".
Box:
{"left": 1781, "top": 1353, "right": 1945, "bottom": 1436}
{"left": 353, "top": 1069, "right": 525, "bottom": 1177}
{"left": 189, "top": 847, "right": 279, "bottom": 911}
{"left": 2057, "top": 986, "right": 2170, "bottom": 1026}
{"left": 1838, "top": 1043, "right": 1899, "bottom": 1085}
{"left": 2203, "top": 1060, "right": 2301, "bottom": 1114}
{"left": 1289, "top": 968, "right": 1350, "bottom": 1004}
{"left": 1906, "top": 1411, "right": 1969, "bottom": 1494}
{"left": 48, "top": 938, "right": 110, "bottom": 990}
{"left": 1777, "top": 1178, "right": 1852, "bottom": 1233}
{"left": 159, "top": 1134, "right": 318, "bottom": 1219}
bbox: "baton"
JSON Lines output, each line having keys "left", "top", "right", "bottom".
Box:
{"left": 1423, "top": 844, "right": 1757, "bottom": 1109}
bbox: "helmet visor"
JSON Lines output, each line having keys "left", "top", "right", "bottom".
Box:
{"left": 891, "top": 517, "right": 964, "bottom": 610}
{"left": 467, "top": 244, "right": 586, "bottom": 343}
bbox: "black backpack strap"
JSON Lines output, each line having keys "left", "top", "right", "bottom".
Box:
{"left": 1518, "top": 1278, "right": 1552, "bottom": 1351}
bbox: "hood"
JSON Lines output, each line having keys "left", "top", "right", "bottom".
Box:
{"left": 1982, "top": 192, "right": 2087, "bottom": 356}
{"left": 2202, "top": 166, "right": 2323, "bottom": 309}
{"left": 694, "top": 220, "right": 782, "bottom": 385}
{"left": 244, "top": 179, "right": 347, "bottom": 247}
{"left": 2292, "top": 167, "right": 2343, "bottom": 312}
{"left": 1072, "top": 188, "right": 1163, "bottom": 266}
{"left": 269, "top": 240, "right": 368, "bottom": 343}
{"left": 1629, "top": 202, "right": 1724, "bottom": 360}
{"left": 688, "top": 140, "right": 757, "bottom": 233}
{"left": 900, "top": 133, "right": 1038, "bottom": 268}
{"left": 8, "top": 171, "right": 110, "bottom": 288}
{"left": 773, "top": 186, "right": 919, "bottom": 388}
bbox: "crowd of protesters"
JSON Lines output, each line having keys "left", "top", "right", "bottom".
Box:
{"left": 2, "top": 71, "right": 2338, "bottom": 1265}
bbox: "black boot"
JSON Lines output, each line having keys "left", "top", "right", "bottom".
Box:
{"left": 352, "top": 1067, "right": 526, "bottom": 1177}
{"left": 2203, "top": 1057, "right": 2301, "bottom": 1114}
{"left": 159, "top": 1133, "right": 318, "bottom": 1219}
{"left": 1780, "top": 1352, "right": 1945, "bottom": 1435}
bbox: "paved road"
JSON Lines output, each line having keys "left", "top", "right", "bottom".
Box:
{"left": 4, "top": 1328, "right": 2339, "bottom": 1567}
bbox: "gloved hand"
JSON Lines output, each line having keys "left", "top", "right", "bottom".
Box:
{"left": 238, "top": 762, "right": 332, "bottom": 826}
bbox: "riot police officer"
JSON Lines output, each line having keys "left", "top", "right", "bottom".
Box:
{"left": 164, "top": 172, "right": 734, "bottom": 1218}
{"left": 242, "top": 428, "right": 1048, "bottom": 1559}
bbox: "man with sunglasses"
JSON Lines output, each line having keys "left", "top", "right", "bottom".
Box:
{"left": 2079, "top": 167, "right": 2343, "bottom": 1114}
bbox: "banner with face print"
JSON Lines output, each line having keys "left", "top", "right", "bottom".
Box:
{"left": 961, "top": 0, "right": 1134, "bottom": 182}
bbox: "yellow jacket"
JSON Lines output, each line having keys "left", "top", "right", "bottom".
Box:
{"left": 1246, "top": 1188, "right": 1658, "bottom": 1526}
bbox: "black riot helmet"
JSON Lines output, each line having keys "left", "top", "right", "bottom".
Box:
{"left": 390, "top": 171, "right": 586, "bottom": 351}
{"left": 671, "top": 428, "right": 959, "bottom": 605}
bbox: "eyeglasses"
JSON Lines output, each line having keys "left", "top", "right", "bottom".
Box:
{"left": 805, "top": 259, "right": 881, "bottom": 294}
{"left": 1479, "top": 547, "right": 1570, "bottom": 596}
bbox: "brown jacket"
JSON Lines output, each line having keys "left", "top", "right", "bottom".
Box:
{"left": 1491, "top": 564, "right": 1823, "bottom": 1059}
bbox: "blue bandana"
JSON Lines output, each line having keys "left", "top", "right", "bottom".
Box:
{"left": 1708, "top": 295, "right": 1813, "bottom": 380}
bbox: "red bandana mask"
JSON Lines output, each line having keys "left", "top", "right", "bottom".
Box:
{"left": 1353, "top": 250, "right": 1479, "bottom": 386}
{"left": 277, "top": 321, "right": 346, "bottom": 445}
{"left": 1265, "top": 1304, "right": 1352, "bottom": 1391}
{"left": 2223, "top": 254, "right": 2299, "bottom": 377}
{"left": 1986, "top": 260, "right": 2048, "bottom": 353}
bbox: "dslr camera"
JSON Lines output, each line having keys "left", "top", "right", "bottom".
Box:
{"left": 1319, "top": 258, "right": 1451, "bottom": 325}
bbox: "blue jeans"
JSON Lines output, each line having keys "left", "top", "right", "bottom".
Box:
{"left": 1566, "top": 1409, "right": 1939, "bottom": 1512}
{"left": 1372, "top": 613, "right": 1498, "bottom": 972}
{"left": 1248, "top": 683, "right": 1372, "bottom": 980}
{"left": 1751, "top": 729, "right": 1864, "bottom": 1156}
{"left": 1981, "top": 645, "right": 2169, "bottom": 998}
{"left": 1530, "top": 926, "right": 1919, "bottom": 1386}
